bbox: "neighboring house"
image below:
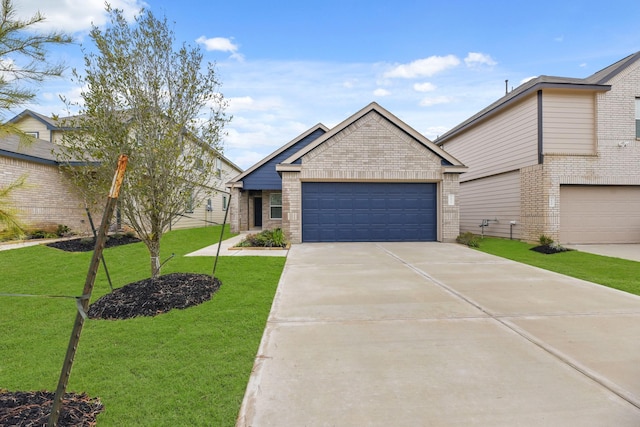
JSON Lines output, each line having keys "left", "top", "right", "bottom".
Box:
{"left": 436, "top": 51, "right": 640, "bottom": 244}
{"left": 7, "top": 109, "right": 241, "bottom": 232}
{"left": 0, "top": 134, "right": 90, "bottom": 233}
{"left": 227, "top": 102, "right": 467, "bottom": 243}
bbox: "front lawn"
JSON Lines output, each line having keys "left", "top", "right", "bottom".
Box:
{"left": 0, "top": 226, "right": 285, "bottom": 426}
{"left": 474, "top": 237, "right": 640, "bottom": 296}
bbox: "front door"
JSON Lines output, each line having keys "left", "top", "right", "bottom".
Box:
{"left": 254, "top": 197, "right": 263, "bottom": 227}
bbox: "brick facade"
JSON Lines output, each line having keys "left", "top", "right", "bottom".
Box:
{"left": 0, "top": 156, "right": 92, "bottom": 234}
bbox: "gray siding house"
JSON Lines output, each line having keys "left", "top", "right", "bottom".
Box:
{"left": 437, "top": 51, "right": 640, "bottom": 244}
{"left": 228, "top": 102, "right": 467, "bottom": 243}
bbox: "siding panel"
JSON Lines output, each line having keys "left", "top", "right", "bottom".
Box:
{"left": 543, "top": 91, "right": 595, "bottom": 155}
{"left": 442, "top": 95, "right": 538, "bottom": 182}
{"left": 459, "top": 171, "right": 521, "bottom": 239}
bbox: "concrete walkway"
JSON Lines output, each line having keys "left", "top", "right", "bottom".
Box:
{"left": 237, "top": 242, "right": 640, "bottom": 426}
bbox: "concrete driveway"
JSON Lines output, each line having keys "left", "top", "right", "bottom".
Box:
{"left": 237, "top": 242, "right": 640, "bottom": 426}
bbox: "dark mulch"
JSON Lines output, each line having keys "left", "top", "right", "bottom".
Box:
{"left": 88, "top": 272, "right": 221, "bottom": 320}
{"left": 0, "top": 389, "right": 104, "bottom": 426}
{"left": 531, "top": 244, "right": 572, "bottom": 254}
{"left": 46, "top": 235, "right": 141, "bottom": 252}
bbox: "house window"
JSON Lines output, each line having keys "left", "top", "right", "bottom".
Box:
{"left": 215, "top": 158, "right": 222, "bottom": 176}
{"left": 25, "top": 131, "right": 39, "bottom": 138}
{"left": 222, "top": 195, "right": 227, "bottom": 210}
{"left": 269, "top": 193, "right": 282, "bottom": 219}
{"left": 636, "top": 98, "right": 640, "bottom": 138}
{"left": 185, "top": 190, "right": 194, "bottom": 213}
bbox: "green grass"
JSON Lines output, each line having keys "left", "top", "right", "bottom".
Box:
{"left": 0, "top": 225, "right": 286, "bottom": 426}
{"left": 474, "top": 237, "right": 640, "bottom": 296}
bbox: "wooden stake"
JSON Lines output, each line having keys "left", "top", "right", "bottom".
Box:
{"left": 48, "top": 154, "right": 128, "bottom": 427}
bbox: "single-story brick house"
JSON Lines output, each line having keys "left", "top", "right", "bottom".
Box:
{"left": 227, "top": 102, "right": 467, "bottom": 243}
{"left": 436, "top": 51, "right": 640, "bottom": 244}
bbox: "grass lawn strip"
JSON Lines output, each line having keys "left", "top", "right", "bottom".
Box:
{"left": 0, "top": 226, "right": 285, "bottom": 426}
{"left": 475, "top": 237, "right": 640, "bottom": 296}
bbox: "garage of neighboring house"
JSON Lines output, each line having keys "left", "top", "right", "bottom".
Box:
{"left": 560, "top": 185, "right": 640, "bottom": 244}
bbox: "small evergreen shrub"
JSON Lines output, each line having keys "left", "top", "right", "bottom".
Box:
{"left": 539, "top": 235, "right": 554, "bottom": 246}
{"left": 456, "top": 232, "right": 481, "bottom": 248}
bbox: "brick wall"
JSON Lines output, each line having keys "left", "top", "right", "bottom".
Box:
{"left": 0, "top": 156, "right": 92, "bottom": 234}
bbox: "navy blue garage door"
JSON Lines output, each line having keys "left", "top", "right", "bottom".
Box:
{"left": 302, "top": 182, "right": 437, "bottom": 242}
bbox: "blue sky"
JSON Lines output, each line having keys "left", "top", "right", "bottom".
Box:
{"left": 14, "top": 0, "right": 640, "bottom": 169}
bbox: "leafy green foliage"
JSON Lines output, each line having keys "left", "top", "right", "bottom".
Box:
{"left": 539, "top": 234, "right": 554, "bottom": 246}
{"left": 0, "top": 174, "right": 25, "bottom": 238}
{"left": 0, "top": 0, "right": 71, "bottom": 124}
{"left": 237, "top": 228, "right": 289, "bottom": 248}
{"left": 0, "top": 226, "right": 284, "bottom": 426}
{"left": 57, "top": 6, "right": 230, "bottom": 278}
{"left": 456, "top": 231, "right": 480, "bottom": 248}
{"left": 476, "top": 237, "right": 640, "bottom": 296}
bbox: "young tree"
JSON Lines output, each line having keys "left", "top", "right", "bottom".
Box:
{"left": 0, "top": 0, "right": 71, "bottom": 236}
{"left": 58, "top": 6, "right": 230, "bottom": 278}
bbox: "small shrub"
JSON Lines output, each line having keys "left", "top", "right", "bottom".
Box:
{"left": 236, "top": 228, "right": 288, "bottom": 248}
{"left": 55, "top": 224, "right": 71, "bottom": 237}
{"left": 456, "top": 232, "right": 480, "bottom": 248}
{"left": 539, "top": 235, "right": 554, "bottom": 246}
{"left": 80, "top": 237, "right": 94, "bottom": 245}
{"left": 28, "top": 229, "right": 57, "bottom": 239}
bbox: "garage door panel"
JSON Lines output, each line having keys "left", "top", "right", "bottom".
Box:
{"left": 302, "top": 182, "right": 437, "bottom": 242}
{"left": 560, "top": 185, "right": 640, "bottom": 244}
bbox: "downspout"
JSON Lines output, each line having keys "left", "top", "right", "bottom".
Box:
{"left": 537, "top": 90, "right": 544, "bottom": 164}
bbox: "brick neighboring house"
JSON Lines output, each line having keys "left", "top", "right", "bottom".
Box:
{"left": 436, "top": 51, "right": 640, "bottom": 244}
{"left": 227, "top": 102, "right": 467, "bottom": 243}
{"left": 0, "top": 134, "right": 91, "bottom": 233}
{"left": 3, "top": 109, "right": 241, "bottom": 233}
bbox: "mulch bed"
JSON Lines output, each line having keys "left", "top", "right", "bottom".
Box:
{"left": 88, "top": 272, "right": 221, "bottom": 320}
{"left": 530, "top": 244, "right": 571, "bottom": 254}
{"left": 2, "top": 273, "right": 221, "bottom": 424}
{"left": 0, "top": 389, "right": 103, "bottom": 426}
{"left": 46, "top": 235, "right": 141, "bottom": 252}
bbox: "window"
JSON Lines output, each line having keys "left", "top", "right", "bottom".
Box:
{"left": 25, "top": 131, "right": 39, "bottom": 138}
{"left": 185, "top": 190, "right": 194, "bottom": 213}
{"left": 215, "top": 158, "right": 222, "bottom": 176}
{"left": 222, "top": 195, "right": 228, "bottom": 211}
{"left": 269, "top": 193, "right": 282, "bottom": 219}
{"left": 636, "top": 98, "right": 640, "bottom": 138}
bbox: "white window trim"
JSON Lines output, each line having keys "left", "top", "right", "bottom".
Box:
{"left": 269, "top": 193, "right": 282, "bottom": 220}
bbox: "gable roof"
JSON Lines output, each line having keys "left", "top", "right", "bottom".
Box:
{"left": 227, "top": 123, "right": 329, "bottom": 186}
{"left": 279, "top": 102, "right": 465, "bottom": 170}
{"left": 435, "top": 51, "right": 640, "bottom": 144}
{"left": 7, "top": 109, "right": 76, "bottom": 130}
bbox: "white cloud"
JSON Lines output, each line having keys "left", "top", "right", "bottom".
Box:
{"left": 227, "top": 96, "right": 282, "bottom": 113}
{"left": 419, "top": 96, "right": 454, "bottom": 107}
{"left": 373, "top": 88, "right": 391, "bottom": 96}
{"left": 520, "top": 76, "right": 538, "bottom": 85}
{"left": 15, "top": 0, "right": 146, "bottom": 33}
{"left": 413, "top": 82, "right": 436, "bottom": 92}
{"left": 196, "top": 36, "right": 243, "bottom": 60}
{"left": 383, "top": 55, "right": 460, "bottom": 79}
{"left": 464, "top": 52, "right": 497, "bottom": 68}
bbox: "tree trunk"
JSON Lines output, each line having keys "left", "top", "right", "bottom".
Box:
{"left": 149, "top": 237, "right": 161, "bottom": 279}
